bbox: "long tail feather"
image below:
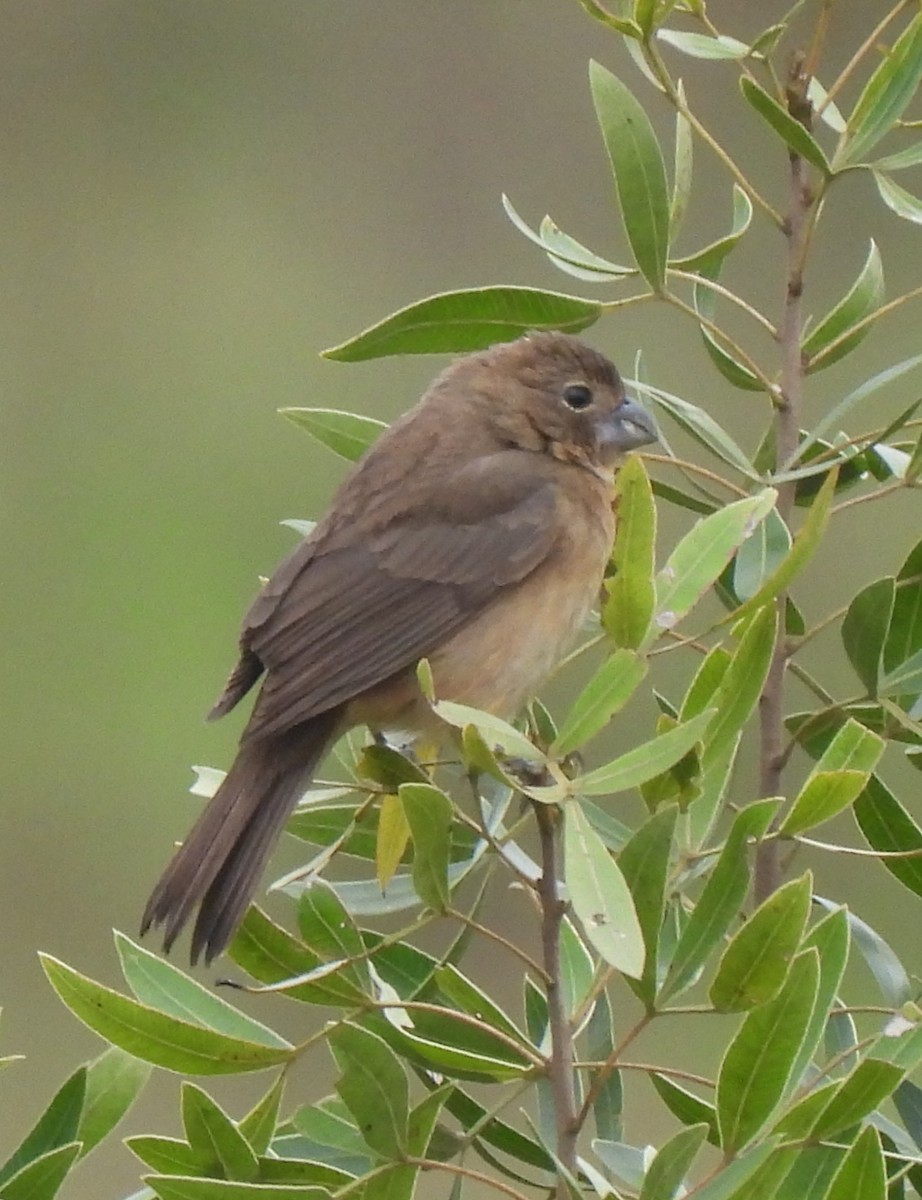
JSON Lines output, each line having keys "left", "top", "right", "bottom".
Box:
{"left": 141, "top": 709, "right": 340, "bottom": 964}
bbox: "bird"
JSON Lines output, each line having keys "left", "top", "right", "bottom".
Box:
{"left": 141, "top": 332, "right": 657, "bottom": 964}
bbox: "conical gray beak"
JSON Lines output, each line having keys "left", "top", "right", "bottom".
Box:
{"left": 597, "top": 398, "right": 658, "bottom": 460}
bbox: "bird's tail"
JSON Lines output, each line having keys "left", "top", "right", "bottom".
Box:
{"left": 141, "top": 710, "right": 340, "bottom": 964}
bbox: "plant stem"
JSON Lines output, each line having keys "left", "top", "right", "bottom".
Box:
{"left": 534, "top": 802, "right": 579, "bottom": 1187}
{"left": 755, "top": 54, "right": 815, "bottom": 906}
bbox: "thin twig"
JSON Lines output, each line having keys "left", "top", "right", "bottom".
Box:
{"left": 816, "top": 0, "right": 913, "bottom": 117}
{"left": 534, "top": 802, "right": 579, "bottom": 1187}
{"left": 446, "top": 906, "right": 548, "bottom": 981}
{"left": 669, "top": 269, "right": 779, "bottom": 338}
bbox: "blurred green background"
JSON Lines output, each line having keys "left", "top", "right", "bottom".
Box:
{"left": 3, "top": 2, "right": 921, "bottom": 1194}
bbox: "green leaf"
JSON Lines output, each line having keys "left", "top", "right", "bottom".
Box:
{"left": 297, "top": 882, "right": 370, "bottom": 994}
{"left": 658, "top": 30, "right": 749, "bottom": 59}
{"left": 659, "top": 800, "right": 778, "bottom": 1003}
{"left": 789, "top": 906, "right": 851, "bottom": 1087}
{"left": 638, "top": 1123, "right": 708, "bottom": 1200}
{"left": 590, "top": 61, "right": 670, "bottom": 290}
{"left": 841, "top": 16, "right": 922, "bottom": 165}
{"left": 41, "top": 955, "right": 293, "bottom": 1075}
{"left": 440, "top": 1086, "right": 552, "bottom": 1170}
{"left": 399, "top": 782, "right": 453, "bottom": 912}
{"left": 604, "top": 454, "right": 657, "bottom": 649}
{"left": 574, "top": 709, "right": 714, "bottom": 797}
{"left": 716, "top": 950, "right": 820, "bottom": 1152}
{"left": 876, "top": 169, "right": 922, "bottom": 221}
{"left": 126, "top": 1135, "right": 208, "bottom": 1176}
{"left": 278, "top": 408, "right": 387, "bottom": 462}
{"left": 586, "top": 993, "right": 623, "bottom": 1141}
{"left": 650, "top": 1074, "right": 718, "bottom": 1143}
{"left": 238, "top": 1077, "right": 285, "bottom": 1156}
{"left": 116, "top": 933, "right": 289, "bottom": 1049}
{"left": 322, "top": 287, "right": 601, "bottom": 360}
{"left": 732, "top": 509, "right": 791, "bottom": 602}
{"left": 702, "top": 606, "right": 778, "bottom": 770}
{"left": 144, "top": 1181, "right": 333, "bottom": 1199}
{"left": 803, "top": 241, "right": 885, "bottom": 371}
{"left": 693, "top": 276, "right": 764, "bottom": 391}
{"left": 855, "top": 773, "right": 922, "bottom": 900}
{"left": 564, "top": 802, "right": 645, "bottom": 978}
{"left": 501, "top": 195, "right": 632, "bottom": 278}
{"left": 825, "top": 1126, "right": 886, "bottom": 1200}
{"left": 670, "top": 84, "right": 693, "bottom": 239}
{"left": 809, "top": 1059, "right": 906, "bottom": 1141}
{"left": 390, "top": 1006, "right": 533, "bottom": 1081}
{"left": 842, "top": 577, "right": 896, "bottom": 695}
{"left": 331, "top": 1024, "right": 408, "bottom": 1159}
{"left": 651, "top": 480, "right": 715, "bottom": 516}
{"left": 728, "top": 470, "right": 837, "bottom": 624}
{"left": 551, "top": 650, "right": 647, "bottom": 757}
{"left": 633, "top": 378, "right": 758, "bottom": 475}
{"left": 740, "top": 77, "right": 832, "bottom": 175}
{"left": 709, "top": 872, "right": 813, "bottom": 1012}
{"left": 653, "top": 490, "right": 776, "bottom": 634}
{"left": 433, "top": 700, "right": 544, "bottom": 764}
{"left": 685, "top": 1141, "right": 781, "bottom": 1200}
{"left": 0, "top": 1068, "right": 85, "bottom": 1188}
{"left": 0, "top": 1143, "right": 81, "bottom": 1200}
{"left": 229, "top": 907, "right": 363, "bottom": 1006}
{"left": 874, "top": 140, "right": 922, "bottom": 170}
{"left": 620, "top": 806, "right": 679, "bottom": 1008}
{"left": 438, "top": 962, "right": 532, "bottom": 1047}
{"left": 814, "top": 898, "right": 911, "bottom": 1007}
{"left": 77, "top": 1047, "right": 151, "bottom": 1157}
{"left": 781, "top": 719, "right": 885, "bottom": 835}
{"left": 181, "top": 1084, "right": 259, "bottom": 1181}
{"left": 878, "top": 174, "right": 922, "bottom": 225}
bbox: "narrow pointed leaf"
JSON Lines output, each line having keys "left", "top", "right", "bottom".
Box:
{"left": 144, "top": 1181, "right": 333, "bottom": 1199}
{"left": 399, "top": 782, "right": 453, "bottom": 911}
{"left": 732, "top": 508, "right": 791, "bottom": 601}
{"left": 855, "top": 773, "right": 922, "bottom": 899}
{"left": 685, "top": 1141, "right": 781, "bottom": 1200}
{"left": 670, "top": 85, "right": 693, "bottom": 238}
{"left": 436, "top": 964, "right": 531, "bottom": 1046}
{"left": 0, "top": 1143, "right": 81, "bottom": 1200}
{"left": 239, "top": 1077, "right": 285, "bottom": 1156}
{"left": 590, "top": 61, "right": 670, "bottom": 290}
{"left": 803, "top": 241, "right": 885, "bottom": 371}
{"left": 564, "top": 802, "right": 645, "bottom": 978}
{"left": 41, "top": 956, "right": 293, "bottom": 1075}
{"left": 501, "top": 195, "right": 632, "bottom": 276}
{"left": 728, "top": 470, "right": 836, "bottom": 623}
{"left": 181, "top": 1083, "right": 259, "bottom": 1181}
{"left": 433, "top": 700, "right": 545, "bottom": 764}
{"left": 841, "top": 16, "right": 922, "bottom": 165}
{"left": 77, "top": 1047, "right": 151, "bottom": 1158}
{"left": 650, "top": 1074, "right": 718, "bottom": 1143}
{"left": 0, "top": 1068, "right": 85, "bottom": 1188}
{"left": 741, "top": 77, "right": 832, "bottom": 175}
{"left": 633, "top": 379, "right": 758, "bottom": 475}
{"left": 842, "top": 577, "right": 896, "bottom": 695}
{"left": 575, "top": 709, "right": 713, "bottom": 796}
{"left": 825, "top": 1125, "right": 886, "bottom": 1200}
{"left": 551, "top": 649, "right": 647, "bottom": 756}
{"left": 809, "top": 1059, "right": 906, "bottom": 1141}
{"left": 814, "top": 898, "right": 911, "bottom": 1007}
{"left": 297, "top": 883, "right": 370, "bottom": 996}
{"left": 638, "top": 1123, "right": 708, "bottom": 1200}
{"left": 115, "top": 933, "right": 289, "bottom": 1049}
{"left": 709, "top": 872, "right": 812, "bottom": 1012}
{"left": 781, "top": 720, "right": 884, "bottom": 834}
{"left": 658, "top": 30, "right": 749, "bottom": 59}
{"left": 620, "top": 806, "right": 679, "bottom": 1007}
{"left": 716, "top": 950, "right": 820, "bottom": 1152}
{"left": 331, "top": 1024, "right": 408, "bottom": 1159}
{"left": 603, "top": 453, "right": 657, "bottom": 648}
{"left": 658, "top": 799, "right": 778, "bottom": 1002}
{"left": 322, "top": 287, "right": 601, "bottom": 360}
{"left": 653, "top": 489, "right": 776, "bottom": 635}
{"left": 877, "top": 169, "right": 922, "bottom": 223}
{"left": 376, "top": 793, "right": 410, "bottom": 891}
{"left": 278, "top": 408, "right": 386, "bottom": 462}
{"left": 789, "top": 906, "right": 851, "bottom": 1087}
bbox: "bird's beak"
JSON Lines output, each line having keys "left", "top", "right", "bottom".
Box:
{"left": 596, "top": 398, "right": 658, "bottom": 462}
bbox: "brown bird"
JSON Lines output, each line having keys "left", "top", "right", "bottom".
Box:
{"left": 141, "top": 332, "right": 657, "bottom": 963}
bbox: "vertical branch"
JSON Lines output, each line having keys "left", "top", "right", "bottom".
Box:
{"left": 754, "top": 54, "right": 815, "bottom": 905}
{"left": 534, "top": 801, "right": 579, "bottom": 1186}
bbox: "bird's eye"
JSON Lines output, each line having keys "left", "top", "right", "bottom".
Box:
{"left": 562, "top": 383, "right": 593, "bottom": 410}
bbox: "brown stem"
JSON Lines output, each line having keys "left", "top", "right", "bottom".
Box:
{"left": 534, "top": 802, "right": 579, "bottom": 1187}
{"left": 754, "top": 54, "right": 815, "bottom": 906}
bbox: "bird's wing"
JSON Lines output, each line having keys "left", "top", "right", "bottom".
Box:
{"left": 239, "top": 458, "right": 562, "bottom": 738}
